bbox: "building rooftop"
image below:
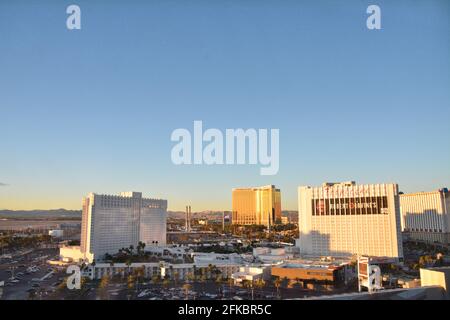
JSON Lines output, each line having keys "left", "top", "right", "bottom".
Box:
{"left": 400, "top": 189, "right": 449, "bottom": 197}
{"left": 275, "top": 258, "right": 351, "bottom": 271}
{"left": 232, "top": 185, "right": 278, "bottom": 191}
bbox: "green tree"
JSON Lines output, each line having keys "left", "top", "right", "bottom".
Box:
{"left": 127, "top": 274, "right": 136, "bottom": 291}
{"left": 98, "top": 275, "right": 110, "bottom": 300}
{"left": 152, "top": 274, "right": 161, "bottom": 285}
{"left": 162, "top": 277, "right": 171, "bottom": 289}
{"left": 182, "top": 283, "right": 192, "bottom": 300}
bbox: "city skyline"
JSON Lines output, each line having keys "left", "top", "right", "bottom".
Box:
{"left": 1, "top": 0, "right": 450, "bottom": 211}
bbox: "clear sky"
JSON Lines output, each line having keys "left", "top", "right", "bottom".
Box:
{"left": 1, "top": 0, "right": 449, "bottom": 211}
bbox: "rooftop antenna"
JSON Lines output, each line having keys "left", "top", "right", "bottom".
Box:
{"left": 222, "top": 211, "right": 225, "bottom": 232}
{"left": 185, "top": 206, "right": 189, "bottom": 232}
{"left": 188, "top": 206, "right": 191, "bottom": 233}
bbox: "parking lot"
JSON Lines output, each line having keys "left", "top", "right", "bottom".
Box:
{"left": 0, "top": 248, "right": 64, "bottom": 300}
{"left": 47, "top": 278, "right": 334, "bottom": 300}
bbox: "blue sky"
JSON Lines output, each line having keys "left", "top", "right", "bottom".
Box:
{"left": 1, "top": 0, "right": 449, "bottom": 211}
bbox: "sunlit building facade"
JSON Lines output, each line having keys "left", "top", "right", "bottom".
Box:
{"left": 297, "top": 182, "right": 403, "bottom": 260}
{"left": 80, "top": 191, "right": 167, "bottom": 261}
{"left": 232, "top": 185, "right": 281, "bottom": 226}
{"left": 400, "top": 189, "right": 450, "bottom": 244}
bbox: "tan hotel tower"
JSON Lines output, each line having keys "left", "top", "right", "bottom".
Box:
{"left": 232, "top": 185, "right": 281, "bottom": 227}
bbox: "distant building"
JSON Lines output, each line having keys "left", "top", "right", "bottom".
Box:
{"left": 281, "top": 216, "right": 289, "bottom": 224}
{"left": 297, "top": 182, "right": 403, "bottom": 260}
{"left": 64, "top": 191, "right": 167, "bottom": 262}
{"left": 48, "top": 229, "right": 64, "bottom": 238}
{"left": 400, "top": 189, "right": 450, "bottom": 244}
{"left": 232, "top": 185, "right": 281, "bottom": 226}
{"left": 223, "top": 211, "right": 232, "bottom": 224}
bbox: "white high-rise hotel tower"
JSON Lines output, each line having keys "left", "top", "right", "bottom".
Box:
{"left": 80, "top": 191, "right": 167, "bottom": 261}
{"left": 297, "top": 182, "right": 403, "bottom": 260}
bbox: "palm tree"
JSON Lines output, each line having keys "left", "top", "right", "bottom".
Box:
{"left": 207, "top": 264, "right": 214, "bottom": 279}
{"left": 117, "top": 267, "right": 125, "bottom": 279}
{"left": 151, "top": 274, "right": 161, "bottom": 285}
{"left": 125, "top": 259, "right": 132, "bottom": 275}
{"left": 125, "top": 274, "right": 135, "bottom": 300}
{"left": 186, "top": 272, "right": 195, "bottom": 283}
{"left": 79, "top": 276, "right": 89, "bottom": 293}
{"left": 198, "top": 272, "right": 207, "bottom": 292}
{"left": 215, "top": 275, "right": 224, "bottom": 295}
{"left": 193, "top": 265, "right": 198, "bottom": 281}
{"left": 98, "top": 275, "right": 110, "bottom": 300}
{"left": 134, "top": 266, "right": 145, "bottom": 291}
{"left": 254, "top": 278, "right": 266, "bottom": 299}
{"left": 241, "top": 280, "right": 252, "bottom": 299}
{"left": 227, "top": 277, "right": 234, "bottom": 297}
{"left": 163, "top": 277, "right": 171, "bottom": 289}
{"left": 173, "top": 271, "right": 180, "bottom": 286}
{"left": 169, "top": 265, "right": 174, "bottom": 281}
{"left": 274, "top": 278, "right": 282, "bottom": 299}
{"left": 255, "top": 278, "right": 265, "bottom": 291}
{"left": 137, "top": 241, "right": 146, "bottom": 256}
{"left": 281, "top": 276, "right": 289, "bottom": 289}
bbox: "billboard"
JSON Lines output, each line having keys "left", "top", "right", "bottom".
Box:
{"left": 312, "top": 196, "right": 389, "bottom": 216}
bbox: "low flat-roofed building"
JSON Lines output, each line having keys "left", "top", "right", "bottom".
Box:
{"left": 86, "top": 258, "right": 243, "bottom": 281}
{"left": 271, "top": 259, "right": 351, "bottom": 285}
{"left": 253, "top": 247, "right": 294, "bottom": 264}
{"left": 192, "top": 252, "right": 243, "bottom": 265}
{"left": 85, "top": 262, "right": 161, "bottom": 280}
{"left": 59, "top": 245, "right": 93, "bottom": 263}
{"left": 231, "top": 266, "right": 271, "bottom": 284}
{"left": 420, "top": 267, "right": 450, "bottom": 296}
